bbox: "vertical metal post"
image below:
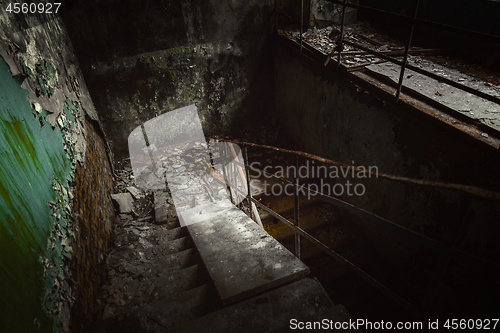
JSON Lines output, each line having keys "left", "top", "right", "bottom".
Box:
{"left": 222, "top": 143, "right": 234, "bottom": 204}
{"left": 336, "top": 0, "right": 348, "bottom": 68}
{"left": 243, "top": 147, "right": 253, "bottom": 219}
{"left": 232, "top": 158, "right": 239, "bottom": 207}
{"left": 300, "top": 0, "right": 304, "bottom": 51}
{"left": 395, "top": 0, "right": 420, "bottom": 101}
{"left": 294, "top": 154, "right": 300, "bottom": 258}
{"left": 140, "top": 124, "right": 156, "bottom": 170}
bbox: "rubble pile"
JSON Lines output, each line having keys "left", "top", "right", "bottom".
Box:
{"left": 95, "top": 139, "right": 256, "bottom": 324}
{"left": 278, "top": 22, "right": 414, "bottom": 67}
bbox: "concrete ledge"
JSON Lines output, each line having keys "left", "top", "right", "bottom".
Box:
{"left": 187, "top": 207, "right": 310, "bottom": 305}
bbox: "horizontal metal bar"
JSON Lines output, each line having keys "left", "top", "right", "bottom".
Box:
{"left": 325, "top": 0, "right": 500, "bottom": 44}
{"left": 250, "top": 166, "right": 499, "bottom": 268}
{"left": 330, "top": 48, "right": 447, "bottom": 57}
{"left": 342, "top": 39, "right": 500, "bottom": 105}
{"left": 223, "top": 139, "right": 500, "bottom": 201}
{"left": 280, "top": 35, "right": 500, "bottom": 142}
{"left": 342, "top": 39, "right": 403, "bottom": 64}
{"left": 252, "top": 198, "right": 424, "bottom": 319}
{"left": 216, "top": 139, "right": 499, "bottom": 266}
{"left": 405, "top": 63, "right": 500, "bottom": 105}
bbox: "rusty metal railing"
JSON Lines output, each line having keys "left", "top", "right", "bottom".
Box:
{"left": 277, "top": 0, "right": 500, "bottom": 105}
{"left": 215, "top": 139, "right": 500, "bottom": 320}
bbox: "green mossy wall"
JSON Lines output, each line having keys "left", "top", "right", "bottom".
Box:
{"left": 0, "top": 57, "right": 70, "bottom": 333}
{"left": 1, "top": 9, "right": 115, "bottom": 333}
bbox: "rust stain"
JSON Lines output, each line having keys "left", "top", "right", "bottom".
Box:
{"left": 69, "top": 119, "right": 115, "bottom": 332}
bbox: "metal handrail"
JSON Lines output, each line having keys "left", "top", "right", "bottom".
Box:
{"left": 278, "top": 0, "right": 500, "bottom": 105}
{"left": 252, "top": 165, "right": 499, "bottom": 268}
{"left": 213, "top": 142, "right": 498, "bottom": 319}
{"left": 223, "top": 157, "right": 425, "bottom": 319}
{"left": 225, "top": 142, "right": 500, "bottom": 318}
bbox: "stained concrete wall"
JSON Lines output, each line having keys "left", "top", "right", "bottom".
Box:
{"left": 0, "top": 9, "right": 114, "bottom": 333}
{"left": 274, "top": 41, "right": 500, "bottom": 317}
{"left": 62, "top": 0, "right": 275, "bottom": 161}
{"left": 310, "top": 0, "right": 358, "bottom": 26}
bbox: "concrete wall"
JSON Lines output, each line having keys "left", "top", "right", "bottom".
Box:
{"left": 0, "top": 10, "right": 114, "bottom": 333}
{"left": 62, "top": 0, "right": 275, "bottom": 161}
{"left": 274, "top": 41, "right": 500, "bottom": 316}
{"left": 310, "top": 0, "right": 358, "bottom": 26}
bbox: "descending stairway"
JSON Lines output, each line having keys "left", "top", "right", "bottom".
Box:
{"left": 90, "top": 193, "right": 359, "bottom": 332}
{"left": 89, "top": 216, "right": 222, "bottom": 333}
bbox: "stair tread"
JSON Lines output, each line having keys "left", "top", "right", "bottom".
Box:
{"left": 148, "top": 283, "right": 220, "bottom": 330}
{"left": 163, "top": 277, "right": 357, "bottom": 333}
{"left": 152, "top": 264, "right": 209, "bottom": 298}
{"left": 188, "top": 207, "right": 310, "bottom": 305}
{"left": 149, "top": 248, "right": 199, "bottom": 271}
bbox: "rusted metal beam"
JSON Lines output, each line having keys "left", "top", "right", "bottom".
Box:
{"left": 351, "top": 32, "right": 383, "bottom": 47}
{"left": 341, "top": 39, "right": 500, "bottom": 106}
{"left": 333, "top": 48, "right": 447, "bottom": 57}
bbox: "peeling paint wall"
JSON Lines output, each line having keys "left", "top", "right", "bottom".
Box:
{"left": 63, "top": 0, "right": 275, "bottom": 160}
{"left": 0, "top": 8, "right": 114, "bottom": 333}
{"left": 274, "top": 42, "right": 500, "bottom": 317}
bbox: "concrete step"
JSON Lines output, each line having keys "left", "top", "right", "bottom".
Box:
{"left": 90, "top": 282, "right": 218, "bottom": 333}
{"left": 162, "top": 277, "right": 358, "bottom": 333}
{"left": 148, "top": 248, "right": 199, "bottom": 272}
{"left": 153, "top": 264, "right": 210, "bottom": 299}
{"left": 188, "top": 207, "right": 309, "bottom": 305}
{"left": 154, "top": 235, "right": 193, "bottom": 255}
{"left": 153, "top": 225, "right": 189, "bottom": 242}
{"left": 148, "top": 283, "right": 220, "bottom": 331}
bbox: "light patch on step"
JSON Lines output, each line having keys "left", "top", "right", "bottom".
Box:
{"left": 250, "top": 241, "right": 266, "bottom": 249}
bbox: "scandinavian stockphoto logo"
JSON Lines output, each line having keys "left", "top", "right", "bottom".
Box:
{"left": 249, "top": 160, "right": 379, "bottom": 198}
{"left": 128, "top": 104, "right": 246, "bottom": 227}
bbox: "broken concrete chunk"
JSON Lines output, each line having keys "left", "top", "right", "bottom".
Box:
{"left": 111, "top": 193, "right": 134, "bottom": 213}
{"left": 169, "top": 175, "right": 188, "bottom": 185}
{"left": 126, "top": 186, "right": 144, "bottom": 200}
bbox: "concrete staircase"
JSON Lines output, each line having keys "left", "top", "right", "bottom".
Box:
{"left": 91, "top": 180, "right": 358, "bottom": 333}
{"left": 88, "top": 219, "right": 222, "bottom": 333}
